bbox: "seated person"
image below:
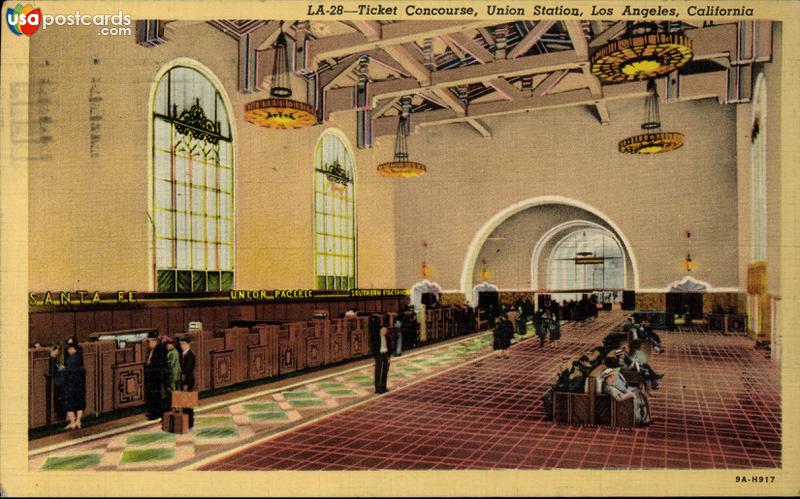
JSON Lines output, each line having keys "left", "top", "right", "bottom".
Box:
{"left": 588, "top": 346, "right": 606, "bottom": 369}
{"left": 602, "top": 331, "right": 628, "bottom": 352}
{"left": 600, "top": 368, "right": 650, "bottom": 426}
{"left": 541, "top": 358, "right": 576, "bottom": 419}
{"left": 615, "top": 345, "right": 635, "bottom": 370}
{"left": 553, "top": 358, "right": 578, "bottom": 391}
{"left": 636, "top": 322, "right": 663, "bottom": 353}
{"left": 628, "top": 340, "right": 663, "bottom": 390}
{"left": 573, "top": 355, "right": 594, "bottom": 378}
{"left": 602, "top": 352, "right": 620, "bottom": 369}
{"left": 621, "top": 317, "right": 635, "bottom": 333}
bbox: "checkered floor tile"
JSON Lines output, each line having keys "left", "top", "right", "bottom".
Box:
{"left": 30, "top": 328, "right": 518, "bottom": 471}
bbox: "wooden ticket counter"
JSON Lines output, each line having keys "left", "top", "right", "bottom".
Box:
{"left": 28, "top": 289, "right": 409, "bottom": 347}
{"left": 28, "top": 290, "right": 480, "bottom": 432}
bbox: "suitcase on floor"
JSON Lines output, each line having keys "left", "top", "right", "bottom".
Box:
{"left": 170, "top": 390, "right": 199, "bottom": 409}
{"left": 162, "top": 410, "right": 189, "bottom": 434}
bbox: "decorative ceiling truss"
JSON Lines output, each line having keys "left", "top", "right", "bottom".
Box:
{"left": 137, "top": 20, "right": 773, "bottom": 138}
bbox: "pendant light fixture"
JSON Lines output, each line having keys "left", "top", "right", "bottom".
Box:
{"left": 682, "top": 253, "right": 696, "bottom": 272}
{"left": 619, "top": 80, "right": 684, "bottom": 155}
{"left": 591, "top": 22, "right": 693, "bottom": 82}
{"left": 377, "top": 96, "right": 427, "bottom": 178}
{"left": 244, "top": 22, "right": 317, "bottom": 129}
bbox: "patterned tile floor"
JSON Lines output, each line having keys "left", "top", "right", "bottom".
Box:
{"left": 30, "top": 327, "right": 529, "bottom": 471}
{"left": 196, "top": 312, "right": 781, "bottom": 471}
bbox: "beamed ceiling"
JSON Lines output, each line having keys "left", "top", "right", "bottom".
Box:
{"left": 142, "top": 20, "right": 773, "bottom": 138}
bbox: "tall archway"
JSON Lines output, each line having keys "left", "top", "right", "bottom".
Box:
{"left": 460, "top": 196, "right": 639, "bottom": 298}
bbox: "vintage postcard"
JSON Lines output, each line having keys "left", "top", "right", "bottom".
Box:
{"left": 1, "top": 0, "right": 799, "bottom": 496}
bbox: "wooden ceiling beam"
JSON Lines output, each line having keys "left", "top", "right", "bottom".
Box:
{"left": 589, "top": 21, "right": 605, "bottom": 39}
{"left": 431, "top": 50, "right": 582, "bottom": 88}
{"left": 323, "top": 21, "right": 744, "bottom": 121}
{"left": 373, "top": 96, "right": 401, "bottom": 118}
{"left": 466, "top": 118, "right": 492, "bottom": 137}
{"left": 507, "top": 21, "right": 555, "bottom": 59}
{"left": 382, "top": 44, "right": 431, "bottom": 86}
{"left": 319, "top": 53, "right": 362, "bottom": 88}
{"left": 442, "top": 35, "right": 466, "bottom": 60}
{"left": 588, "top": 21, "right": 627, "bottom": 49}
{"left": 532, "top": 70, "right": 569, "bottom": 96}
{"left": 371, "top": 69, "right": 729, "bottom": 136}
{"left": 486, "top": 77, "right": 525, "bottom": 101}
{"left": 477, "top": 27, "right": 494, "bottom": 46}
{"left": 382, "top": 44, "right": 465, "bottom": 115}
{"left": 306, "top": 20, "right": 498, "bottom": 68}
{"left": 444, "top": 32, "right": 495, "bottom": 63}
{"left": 564, "top": 21, "right": 589, "bottom": 58}
{"left": 328, "top": 50, "right": 583, "bottom": 111}
{"left": 566, "top": 21, "right": 608, "bottom": 123}
{"left": 431, "top": 87, "right": 466, "bottom": 114}
{"left": 352, "top": 20, "right": 381, "bottom": 41}
{"left": 685, "top": 23, "right": 738, "bottom": 60}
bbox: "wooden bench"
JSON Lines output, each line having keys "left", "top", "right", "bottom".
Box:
{"left": 552, "top": 365, "right": 636, "bottom": 429}
{"left": 707, "top": 313, "right": 747, "bottom": 334}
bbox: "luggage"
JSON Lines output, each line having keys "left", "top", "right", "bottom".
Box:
{"left": 170, "top": 390, "right": 198, "bottom": 409}
{"left": 162, "top": 410, "right": 189, "bottom": 434}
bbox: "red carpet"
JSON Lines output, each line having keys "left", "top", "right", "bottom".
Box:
{"left": 200, "top": 313, "right": 780, "bottom": 470}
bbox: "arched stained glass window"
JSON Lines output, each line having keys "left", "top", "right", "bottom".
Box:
{"left": 751, "top": 73, "right": 767, "bottom": 263}
{"left": 314, "top": 130, "right": 356, "bottom": 290}
{"left": 152, "top": 65, "right": 234, "bottom": 292}
{"left": 548, "top": 229, "right": 624, "bottom": 302}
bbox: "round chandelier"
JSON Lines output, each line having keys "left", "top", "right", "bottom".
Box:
{"left": 619, "top": 80, "right": 684, "bottom": 155}
{"left": 244, "top": 23, "right": 317, "bottom": 129}
{"left": 591, "top": 22, "right": 693, "bottom": 82}
{"left": 377, "top": 96, "right": 428, "bottom": 178}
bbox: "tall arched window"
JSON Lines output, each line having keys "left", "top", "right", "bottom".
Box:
{"left": 751, "top": 73, "right": 767, "bottom": 263}
{"left": 548, "top": 229, "right": 624, "bottom": 302}
{"left": 152, "top": 64, "right": 234, "bottom": 292}
{"left": 314, "top": 130, "right": 356, "bottom": 290}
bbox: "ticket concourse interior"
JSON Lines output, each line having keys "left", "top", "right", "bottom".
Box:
{"left": 25, "top": 19, "right": 781, "bottom": 472}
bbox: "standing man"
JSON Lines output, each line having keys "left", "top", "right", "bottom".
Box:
{"left": 143, "top": 332, "right": 169, "bottom": 420}
{"left": 165, "top": 338, "right": 182, "bottom": 391}
{"left": 534, "top": 309, "right": 546, "bottom": 347}
{"left": 374, "top": 325, "right": 395, "bottom": 394}
{"left": 549, "top": 310, "right": 561, "bottom": 343}
{"left": 179, "top": 336, "right": 196, "bottom": 428}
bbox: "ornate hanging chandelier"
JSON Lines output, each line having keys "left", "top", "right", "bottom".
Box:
{"left": 377, "top": 97, "right": 427, "bottom": 178}
{"left": 244, "top": 23, "right": 317, "bottom": 129}
{"left": 591, "top": 22, "right": 693, "bottom": 82}
{"left": 619, "top": 80, "right": 684, "bottom": 155}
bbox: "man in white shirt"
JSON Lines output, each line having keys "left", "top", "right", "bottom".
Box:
{"left": 601, "top": 368, "right": 650, "bottom": 426}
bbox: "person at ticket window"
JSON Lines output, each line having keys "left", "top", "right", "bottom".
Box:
{"left": 179, "top": 336, "right": 196, "bottom": 428}
{"left": 144, "top": 332, "right": 169, "bottom": 420}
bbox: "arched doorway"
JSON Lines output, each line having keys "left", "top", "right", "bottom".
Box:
{"left": 545, "top": 227, "right": 625, "bottom": 303}
{"left": 460, "top": 197, "right": 638, "bottom": 302}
